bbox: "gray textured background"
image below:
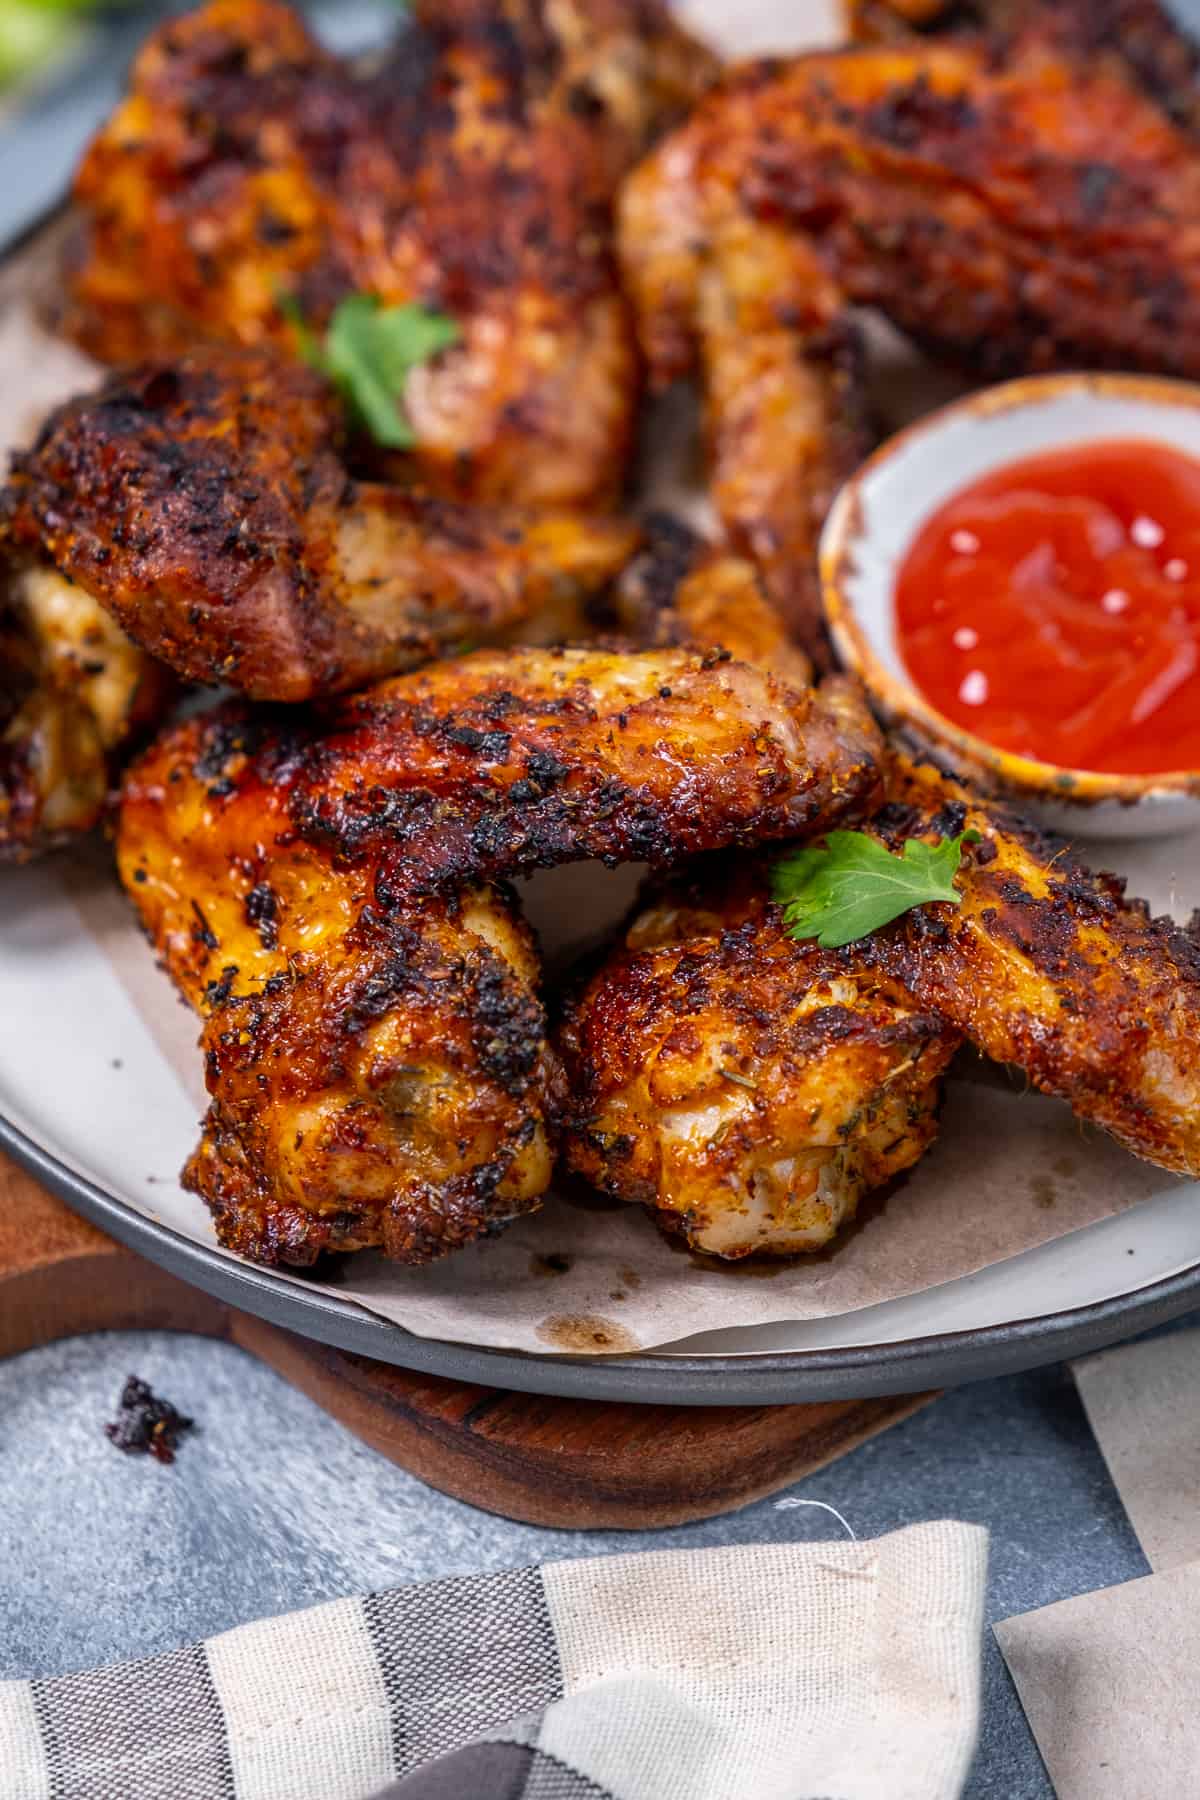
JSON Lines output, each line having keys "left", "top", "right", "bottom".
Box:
{"left": 3, "top": 3, "right": 1198, "bottom": 1795}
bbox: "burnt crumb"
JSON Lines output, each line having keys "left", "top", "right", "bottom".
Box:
{"left": 525, "top": 749, "right": 568, "bottom": 790}
{"left": 104, "top": 1375, "right": 194, "bottom": 1464}
{"left": 929, "top": 799, "right": 968, "bottom": 839}
{"left": 202, "top": 963, "right": 240, "bottom": 1008}
{"left": 190, "top": 899, "right": 219, "bottom": 951}
{"left": 244, "top": 880, "right": 279, "bottom": 949}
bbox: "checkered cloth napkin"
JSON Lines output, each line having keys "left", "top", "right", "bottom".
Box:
{"left": 0, "top": 1523, "right": 986, "bottom": 1800}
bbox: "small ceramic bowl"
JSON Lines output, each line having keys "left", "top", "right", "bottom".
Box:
{"left": 820, "top": 372, "right": 1200, "bottom": 839}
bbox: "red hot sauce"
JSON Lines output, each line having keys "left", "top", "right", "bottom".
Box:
{"left": 895, "top": 439, "right": 1200, "bottom": 775}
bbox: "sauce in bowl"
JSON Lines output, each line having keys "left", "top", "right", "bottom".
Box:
{"left": 895, "top": 439, "right": 1200, "bottom": 775}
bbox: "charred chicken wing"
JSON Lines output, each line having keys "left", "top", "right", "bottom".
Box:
{"left": 118, "top": 645, "right": 883, "bottom": 1265}
{"left": 857, "top": 755, "right": 1200, "bottom": 1179}
{"left": 619, "top": 19, "right": 1200, "bottom": 648}
{"left": 60, "top": 0, "right": 715, "bottom": 509}
{"left": 557, "top": 860, "right": 960, "bottom": 1258}
{"left": 849, "top": 0, "right": 1200, "bottom": 139}
{"left": 1, "top": 351, "right": 639, "bottom": 702}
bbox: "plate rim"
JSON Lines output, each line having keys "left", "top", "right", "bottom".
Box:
{"left": 6, "top": 1109, "right": 1200, "bottom": 1406}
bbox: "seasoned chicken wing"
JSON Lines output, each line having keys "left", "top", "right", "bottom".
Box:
{"left": 60, "top": 0, "right": 715, "bottom": 508}
{"left": 856, "top": 755, "right": 1200, "bottom": 1179}
{"left": 1, "top": 561, "right": 169, "bottom": 860}
{"left": 118, "top": 644, "right": 882, "bottom": 1266}
{"left": 849, "top": 0, "right": 1200, "bottom": 139}
{"left": 557, "top": 861, "right": 960, "bottom": 1257}
{"left": 619, "top": 20, "right": 1200, "bottom": 649}
{"left": 1, "top": 351, "right": 639, "bottom": 702}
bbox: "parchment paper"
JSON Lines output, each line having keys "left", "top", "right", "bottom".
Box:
{"left": 5, "top": 0, "right": 1200, "bottom": 1356}
{"left": 1072, "top": 1329, "right": 1200, "bottom": 1574}
{"left": 992, "top": 1328, "right": 1200, "bottom": 1793}
{"left": 995, "top": 1563, "right": 1200, "bottom": 1800}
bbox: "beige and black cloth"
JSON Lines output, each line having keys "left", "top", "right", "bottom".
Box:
{"left": 0, "top": 1523, "right": 987, "bottom": 1800}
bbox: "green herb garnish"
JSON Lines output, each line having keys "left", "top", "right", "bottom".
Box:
{"left": 771, "top": 829, "right": 981, "bottom": 949}
{"left": 278, "top": 291, "right": 459, "bottom": 448}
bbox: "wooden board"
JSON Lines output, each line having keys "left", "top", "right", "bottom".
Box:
{"left": 0, "top": 1151, "right": 936, "bottom": 1527}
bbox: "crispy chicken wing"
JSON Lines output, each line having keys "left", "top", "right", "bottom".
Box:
{"left": 1, "top": 350, "right": 639, "bottom": 702}
{"left": 1, "top": 562, "right": 169, "bottom": 860}
{"left": 118, "top": 644, "right": 882, "bottom": 1265}
{"left": 618, "top": 20, "right": 1200, "bottom": 649}
{"left": 558, "top": 540, "right": 955, "bottom": 1258}
{"left": 60, "top": 0, "right": 715, "bottom": 509}
{"left": 849, "top": 0, "right": 1200, "bottom": 138}
{"left": 557, "top": 861, "right": 960, "bottom": 1257}
{"left": 856, "top": 755, "right": 1200, "bottom": 1178}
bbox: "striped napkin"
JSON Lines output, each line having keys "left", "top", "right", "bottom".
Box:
{"left": 0, "top": 1523, "right": 986, "bottom": 1800}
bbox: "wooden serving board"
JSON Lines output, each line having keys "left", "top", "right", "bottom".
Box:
{"left": 0, "top": 1151, "right": 936, "bottom": 1527}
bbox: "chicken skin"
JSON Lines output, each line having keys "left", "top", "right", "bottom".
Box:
{"left": 557, "top": 861, "right": 960, "bottom": 1258}
{"left": 618, "top": 20, "right": 1200, "bottom": 650}
{"left": 1, "top": 350, "right": 639, "bottom": 702}
{"left": 59, "top": 0, "right": 715, "bottom": 509}
{"left": 118, "top": 644, "right": 883, "bottom": 1266}
{"left": 1, "top": 562, "right": 169, "bottom": 860}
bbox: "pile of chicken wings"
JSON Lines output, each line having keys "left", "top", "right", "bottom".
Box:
{"left": 5, "top": 0, "right": 1200, "bottom": 1270}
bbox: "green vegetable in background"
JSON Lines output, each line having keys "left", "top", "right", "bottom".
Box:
{"left": 0, "top": 4, "right": 75, "bottom": 90}
{"left": 279, "top": 291, "right": 460, "bottom": 449}
{"left": 0, "top": 0, "right": 136, "bottom": 94}
{"left": 770, "top": 829, "right": 982, "bottom": 950}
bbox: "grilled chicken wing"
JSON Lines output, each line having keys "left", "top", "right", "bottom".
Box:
{"left": 1, "top": 351, "right": 639, "bottom": 702}
{"left": 557, "top": 861, "right": 960, "bottom": 1257}
{"left": 1, "top": 562, "right": 169, "bottom": 860}
{"left": 856, "top": 755, "right": 1200, "bottom": 1178}
{"left": 118, "top": 644, "right": 882, "bottom": 1265}
{"left": 558, "top": 541, "right": 954, "bottom": 1258}
{"left": 849, "top": 0, "right": 1200, "bottom": 138}
{"left": 618, "top": 20, "right": 1200, "bottom": 650}
{"left": 60, "top": 0, "right": 715, "bottom": 509}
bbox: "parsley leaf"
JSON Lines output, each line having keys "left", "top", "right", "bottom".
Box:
{"left": 278, "top": 292, "right": 459, "bottom": 448}
{"left": 771, "top": 829, "right": 981, "bottom": 949}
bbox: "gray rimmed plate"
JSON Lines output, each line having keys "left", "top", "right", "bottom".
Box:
{"left": 6, "top": 1106, "right": 1200, "bottom": 1405}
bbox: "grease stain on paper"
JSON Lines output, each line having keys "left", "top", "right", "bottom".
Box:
{"left": 536, "top": 1314, "right": 640, "bottom": 1353}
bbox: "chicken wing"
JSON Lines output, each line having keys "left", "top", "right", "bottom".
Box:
{"left": 849, "top": 0, "right": 1200, "bottom": 139}
{"left": 1, "top": 562, "right": 169, "bottom": 860}
{"left": 856, "top": 754, "right": 1200, "bottom": 1178}
{"left": 118, "top": 644, "right": 882, "bottom": 1265}
{"left": 618, "top": 19, "right": 1200, "bottom": 650}
{"left": 1, "top": 351, "right": 639, "bottom": 702}
{"left": 59, "top": 0, "right": 715, "bottom": 509}
{"left": 556, "top": 860, "right": 960, "bottom": 1257}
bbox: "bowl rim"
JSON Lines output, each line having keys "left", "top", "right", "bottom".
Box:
{"left": 819, "top": 370, "right": 1200, "bottom": 807}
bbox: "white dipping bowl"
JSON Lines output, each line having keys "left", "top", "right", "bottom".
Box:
{"left": 820, "top": 373, "right": 1200, "bottom": 840}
